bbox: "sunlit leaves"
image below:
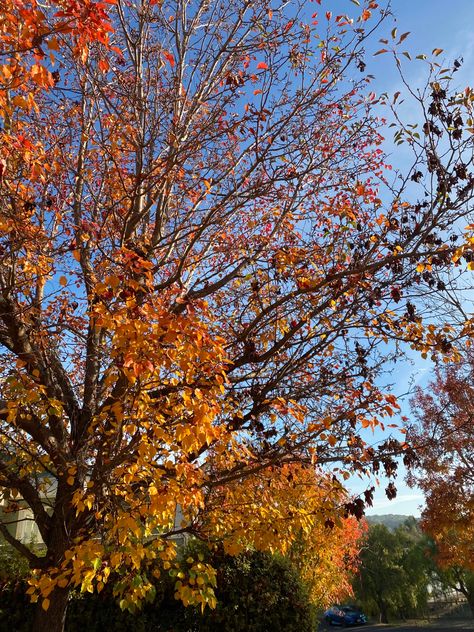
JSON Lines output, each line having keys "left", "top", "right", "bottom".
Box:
{"left": 0, "top": 0, "right": 473, "bottom": 625}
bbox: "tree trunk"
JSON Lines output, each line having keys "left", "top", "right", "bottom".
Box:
{"left": 32, "top": 585, "right": 69, "bottom": 632}
{"left": 467, "top": 594, "right": 474, "bottom": 620}
{"left": 378, "top": 600, "right": 389, "bottom": 624}
{"left": 30, "top": 482, "right": 75, "bottom": 632}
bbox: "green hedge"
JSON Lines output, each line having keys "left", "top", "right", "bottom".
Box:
{"left": 0, "top": 547, "right": 316, "bottom": 632}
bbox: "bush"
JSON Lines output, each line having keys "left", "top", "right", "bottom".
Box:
{"left": 0, "top": 545, "right": 316, "bottom": 631}
{"left": 182, "top": 549, "right": 317, "bottom": 632}
{"left": 110, "top": 546, "right": 317, "bottom": 632}
{"left": 0, "top": 543, "right": 33, "bottom": 632}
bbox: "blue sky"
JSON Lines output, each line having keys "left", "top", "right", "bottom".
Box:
{"left": 344, "top": 0, "right": 474, "bottom": 517}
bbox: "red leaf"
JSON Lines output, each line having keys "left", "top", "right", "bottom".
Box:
{"left": 163, "top": 51, "right": 175, "bottom": 67}
{"left": 257, "top": 62, "right": 268, "bottom": 70}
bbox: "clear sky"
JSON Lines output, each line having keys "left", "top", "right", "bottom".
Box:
{"left": 344, "top": 0, "right": 474, "bottom": 517}
{"left": 373, "top": 0, "right": 474, "bottom": 85}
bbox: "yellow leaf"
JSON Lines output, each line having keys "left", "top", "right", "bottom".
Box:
{"left": 12, "top": 95, "right": 29, "bottom": 109}
{"left": 468, "top": 262, "right": 474, "bottom": 271}
{"left": 42, "top": 598, "right": 50, "bottom": 611}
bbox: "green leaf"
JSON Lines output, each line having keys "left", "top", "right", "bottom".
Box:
{"left": 146, "top": 585, "right": 156, "bottom": 603}
{"left": 92, "top": 557, "right": 101, "bottom": 572}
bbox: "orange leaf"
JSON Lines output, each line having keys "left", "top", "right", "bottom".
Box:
{"left": 257, "top": 62, "right": 268, "bottom": 70}
{"left": 47, "top": 38, "right": 60, "bottom": 51}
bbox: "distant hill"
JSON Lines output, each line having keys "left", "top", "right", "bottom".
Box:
{"left": 366, "top": 514, "right": 417, "bottom": 530}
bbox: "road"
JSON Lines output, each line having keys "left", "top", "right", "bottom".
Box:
{"left": 362, "top": 624, "right": 474, "bottom": 632}
{"left": 319, "top": 622, "right": 474, "bottom": 632}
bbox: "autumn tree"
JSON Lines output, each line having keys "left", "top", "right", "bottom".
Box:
{"left": 0, "top": 464, "right": 364, "bottom": 628}
{"left": 206, "top": 463, "right": 366, "bottom": 608}
{"left": 2, "top": 0, "right": 474, "bottom": 629}
{"left": 286, "top": 485, "right": 365, "bottom": 609}
{"left": 409, "top": 355, "right": 474, "bottom": 614}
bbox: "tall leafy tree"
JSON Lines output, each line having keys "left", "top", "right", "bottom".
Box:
{"left": 409, "top": 356, "right": 474, "bottom": 614}
{"left": 354, "top": 521, "right": 431, "bottom": 622}
{"left": 409, "top": 358, "right": 474, "bottom": 571}
{"left": 431, "top": 566, "right": 474, "bottom": 619}
{"left": 354, "top": 524, "right": 402, "bottom": 623}
{"left": 1, "top": 0, "right": 474, "bottom": 629}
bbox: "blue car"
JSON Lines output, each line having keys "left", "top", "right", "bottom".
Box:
{"left": 324, "top": 605, "right": 367, "bottom": 626}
